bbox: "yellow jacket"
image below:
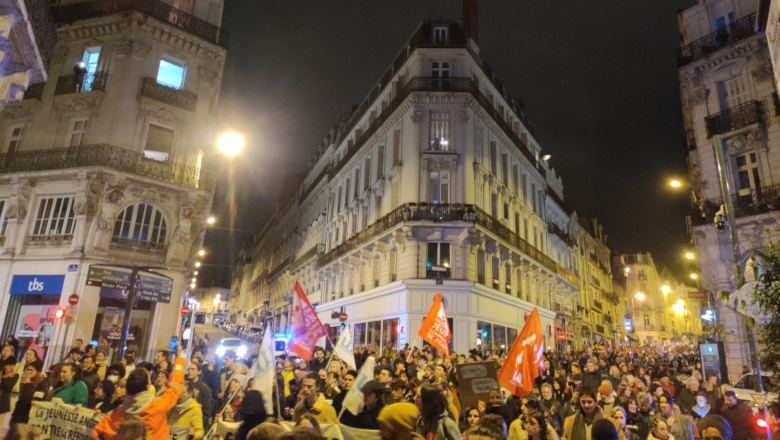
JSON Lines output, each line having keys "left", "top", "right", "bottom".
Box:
{"left": 167, "top": 399, "right": 204, "bottom": 440}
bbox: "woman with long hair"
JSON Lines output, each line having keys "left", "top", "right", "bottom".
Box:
{"left": 609, "top": 406, "right": 640, "bottom": 440}
{"left": 0, "top": 357, "right": 18, "bottom": 415}
{"left": 11, "top": 360, "right": 47, "bottom": 424}
{"left": 282, "top": 358, "right": 298, "bottom": 397}
{"left": 90, "top": 380, "right": 117, "bottom": 413}
{"left": 522, "top": 411, "right": 559, "bottom": 440}
{"left": 414, "top": 384, "right": 461, "bottom": 440}
{"left": 658, "top": 393, "right": 695, "bottom": 440}
{"left": 459, "top": 407, "right": 481, "bottom": 434}
{"left": 406, "top": 377, "right": 422, "bottom": 402}
{"left": 217, "top": 378, "right": 243, "bottom": 422}
{"left": 96, "top": 350, "right": 108, "bottom": 380}
{"left": 648, "top": 416, "right": 674, "bottom": 440}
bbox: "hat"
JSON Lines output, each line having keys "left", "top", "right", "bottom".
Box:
{"left": 592, "top": 418, "right": 618, "bottom": 440}
{"left": 377, "top": 403, "right": 420, "bottom": 439}
{"left": 598, "top": 383, "right": 612, "bottom": 397}
{"left": 361, "top": 380, "right": 386, "bottom": 393}
{"left": 698, "top": 415, "right": 732, "bottom": 440}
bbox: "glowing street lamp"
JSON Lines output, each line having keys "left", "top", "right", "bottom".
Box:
{"left": 690, "top": 272, "right": 698, "bottom": 280}
{"left": 195, "top": 262, "right": 201, "bottom": 268}
{"left": 670, "top": 179, "right": 682, "bottom": 188}
{"left": 217, "top": 132, "right": 244, "bottom": 157}
{"left": 542, "top": 154, "right": 551, "bottom": 161}
{"left": 190, "top": 282, "right": 196, "bottom": 289}
{"left": 635, "top": 292, "right": 646, "bottom": 301}
{"left": 207, "top": 216, "right": 216, "bottom": 225}
{"left": 661, "top": 285, "right": 671, "bottom": 295}
{"left": 198, "top": 249, "right": 206, "bottom": 257}
{"left": 685, "top": 251, "right": 695, "bottom": 260}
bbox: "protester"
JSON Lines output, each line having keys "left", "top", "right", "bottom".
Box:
{"left": 51, "top": 363, "right": 88, "bottom": 405}
{"left": 592, "top": 418, "right": 619, "bottom": 440}
{"left": 657, "top": 393, "right": 696, "bottom": 440}
{"left": 720, "top": 390, "right": 756, "bottom": 440}
{"left": 217, "top": 378, "right": 243, "bottom": 421}
{"left": 698, "top": 414, "right": 733, "bottom": 440}
{"left": 187, "top": 362, "right": 213, "bottom": 432}
{"left": 460, "top": 407, "right": 481, "bottom": 433}
{"left": 293, "top": 373, "right": 337, "bottom": 423}
{"left": 167, "top": 381, "right": 204, "bottom": 440}
{"left": 89, "top": 379, "right": 116, "bottom": 412}
{"left": 11, "top": 360, "right": 47, "bottom": 424}
{"left": 414, "top": 384, "right": 462, "bottom": 440}
{"left": 235, "top": 389, "right": 268, "bottom": 440}
{"left": 563, "top": 386, "right": 602, "bottom": 440}
{"left": 648, "top": 416, "right": 674, "bottom": 440}
{"left": 691, "top": 392, "right": 711, "bottom": 419}
{"left": 219, "top": 352, "right": 248, "bottom": 398}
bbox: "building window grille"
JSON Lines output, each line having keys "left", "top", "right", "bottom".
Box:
{"left": 112, "top": 203, "right": 167, "bottom": 252}
{"left": 31, "top": 197, "right": 76, "bottom": 240}
{"left": 430, "top": 111, "right": 450, "bottom": 150}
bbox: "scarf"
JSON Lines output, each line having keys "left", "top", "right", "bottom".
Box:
{"left": 692, "top": 404, "right": 710, "bottom": 418}
{"left": 571, "top": 408, "right": 603, "bottom": 440}
{"left": 175, "top": 397, "right": 193, "bottom": 413}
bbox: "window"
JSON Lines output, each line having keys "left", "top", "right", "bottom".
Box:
{"left": 715, "top": 12, "right": 735, "bottom": 30}
{"left": 429, "top": 170, "right": 449, "bottom": 204}
{"left": 392, "top": 129, "right": 401, "bottom": 165}
{"left": 31, "top": 197, "right": 76, "bottom": 238}
{"left": 431, "top": 61, "right": 450, "bottom": 79}
{"left": 430, "top": 111, "right": 450, "bottom": 150}
{"left": 505, "top": 265, "right": 512, "bottom": 294}
{"left": 6, "top": 126, "right": 23, "bottom": 155}
{"left": 501, "top": 154, "right": 508, "bottom": 186}
{"left": 719, "top": 76, "right": 748, "bottom": 110}
{"left": 375, "top": 195, "right": 382, "bottom": 219}
{"left": 490, "top": 142, "right": 497, "bottom": 173}
{"left": 426, "top": 242, "right": 450, "bottom": 278}
{"left": 503, "top": 203, "right": 509, "bottom": 219}
{"left": 353, "top": 169, "right": 360, "bottom": 199}
{"left": 376, "top": 145, "right": 384, "bottom": 179}
{"left": 112, "top": 203, "right": 167, "bottom": 252}
{"left": 491, "top": 194, "right": 498, "bottom": 218}
{"left": 0, "top": 200, "right": 8, "bottom": 237}
{"left": 477, "top": 250, "right": 486, "bottom": 284}
{"left": 68, "top": 119, "right": 88, "bottom": 147}
{"left": 532, "top": 183, "right": 537, "bottom": 213}
{"left": 514, "top": 212, "right": 520, "bottom": 234}
{"left": 476, "top": 182, "right": 484, "bottom": 209}
{"left": 492, "top": 257, "right": 500, "bottom": 289}
{"left": 474, "top": 124, "right": 483, "bottom": 163}
{"left": 735, "top": 152, "right": 761, "bottom": 195}
{"left": 643, "top": 315, "right": 650, "bottom": 326}
{"left": 157, "top": 58, "right": 186, "bottom": 90}
{"left": 143, "top": 124, "right": 174, "bottom": 161}
{"left": 522, "top": 173, "right": 528, "bottom": 201}
{"left": 82, "top": 47, "right": 101, "bottom": 74}
{"left": 513, "top": 165, "right": 519, "bottom": 194}
{"left": 433, "top": 27, "right": 449, "bottom": 45}
{"left": 363, "top": 158, "right": 371, "bottom": 191}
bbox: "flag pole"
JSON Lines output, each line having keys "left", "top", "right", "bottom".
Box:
{"left": 405, "top": 336, "right": 419, "bottom": 362}
{"left": 274, "top": 379, "right": 282, "bottom": 420}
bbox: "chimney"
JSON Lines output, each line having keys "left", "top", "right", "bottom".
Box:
{"left": 463, "top": 0, "right": 478, "bottom": 44}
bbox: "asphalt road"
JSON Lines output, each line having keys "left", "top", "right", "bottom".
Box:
{"left": 191, "top": 322, "right": 248, "bottom": 360}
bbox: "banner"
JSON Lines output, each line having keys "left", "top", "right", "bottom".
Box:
{"left": 288, "top": 281, "right": 327, "bottom": 360}
{"left": 498, "top": 307, "right": 544, "bottom": 397}
{"left": 247, "top": 323, "right": 275, "bottom": 414}
{"left": 341, "top": 356, "right": 376, "bottom": 416}
{"left": 333, "top": 325, "right": 357, "bottom": 370}
{"left": 29, "top": 400, "right": 104, "bottom": 440}
{"left": 455, "top": 361, "right": 500, "bottom": 409}
{"left": 417, "top": 293, "right": 451, "bottom": 358}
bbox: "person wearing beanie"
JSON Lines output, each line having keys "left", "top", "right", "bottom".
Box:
{"left": 378, "top": 402, "right": 424, "bottom": 440}
{"left": 592, "top": 418, "right": 619, "bottom": 440}
{"left": 698, "top": 414, "right": 732, "bottom": 440}
{"left": 598, "top": 381, "right": 616, "bottom": 418}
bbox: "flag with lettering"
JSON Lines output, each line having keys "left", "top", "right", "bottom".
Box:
{"left": 417, "top": 293, "right": 452, "bottom": 358}
{"left": 340, "top": 356, "right": 376, "bottom": 417}
{"left": 246, "top": 323, "right": 275, "bottom": 413}
{"left": 333, "top": 325, "right": 356, "bottom": 370}
{"left": 289, "top": 281, "right": 327, "bottom": 361}
{"left": 498, "top": 307, "right": 544, "bottom": 397}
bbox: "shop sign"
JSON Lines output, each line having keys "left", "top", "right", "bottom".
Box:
{"left": 10, "top": 275, "right": 65, "bottom": 295}
{"left": 688, "top": 291, "right": 708, "bottom": 300}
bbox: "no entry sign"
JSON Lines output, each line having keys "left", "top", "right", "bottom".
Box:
{"left": 181, "top": 306, "right": 191, "bottom": 316}
{"left": 339, "top": 313, "right": 348, "bottom": 322}
{"left": 68, "top": 294, "right": 79, "bottom": 306}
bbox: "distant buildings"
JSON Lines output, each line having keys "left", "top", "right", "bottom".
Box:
{"left": 677, "top": 0, "right": 778, "bottom": 379}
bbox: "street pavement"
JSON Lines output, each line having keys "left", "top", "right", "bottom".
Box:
{"left": 191, "top": 322, "right": 243, "bottom": 360}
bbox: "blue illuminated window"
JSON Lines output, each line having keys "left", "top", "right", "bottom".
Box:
{"left": 156, "top": 59, "right": 185, "bottom": 90}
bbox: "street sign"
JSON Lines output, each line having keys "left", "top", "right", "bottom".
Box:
{"left": 689, "top": 291, "right": 708, "bottom": 299}
{"left": 86, "top": 265, "right": 173, "bottom": 303}
{"left": 752, "top": 393, "right": 768, "bottom": 407}
{"left": 339, "top": 313, "right": 348, "bottom": 322}
{"left": 68, "top": 294, "right": 79, "bottom": 306}
{"left": 181, "top": 306, "right": 191, "bottom": 316}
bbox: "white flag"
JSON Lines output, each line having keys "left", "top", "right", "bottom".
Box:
{"left": 341, "top": 356, "right": 375, "bottom": 416}
{"left": 333, "top": 326, "right": 356, "bottom": 370}
{"left": 246, "top": 323, "right": 275, "bottom": 414}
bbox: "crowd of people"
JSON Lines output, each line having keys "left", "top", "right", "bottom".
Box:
{"left": 0, "top": 332, "right": 777, "bottom": 440}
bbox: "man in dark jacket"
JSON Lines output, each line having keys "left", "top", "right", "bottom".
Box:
{"left": 583, "top": 359, "right": 602, "bottom": 392}
{"left": 81, "top": 355, "right": 100, "bottom": 392}
{"left": 347, "top": 380, "right": 385, "bottom": 430}
{"left": 332, "top": 370, "right": 355, "bottom": 414}
{"left": 308, "top": 347, "right": 327, "bottom": 372}
{"left": 187, "top": 363, "right": 213, "bottom": 432}
{"left": 720, "top": 391, "right": 757, "bottom": 440}
{"left": 678, "top": 377, "right": 700, "bottom": 413}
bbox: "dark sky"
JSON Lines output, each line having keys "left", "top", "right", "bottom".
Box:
{"left": 200, "top": 0, "right": 698, "bottom": 287}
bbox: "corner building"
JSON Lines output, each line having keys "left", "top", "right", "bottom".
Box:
{"left": 0, "top": 0, "right": 227, "bottom": 363}
{"left": 677, "top": 0, "right": 778, "bottom": 379}
{"left": 236, "top": 19, "right": 615, "bottom": 354}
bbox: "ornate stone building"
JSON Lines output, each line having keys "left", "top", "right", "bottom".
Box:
{"left": 677, "top": 0, "right": 777, "bottom": 379}
{"left": 0, "top": 0, "right": 227, "bottom": 363}
{"left": 230, "top": 17, "right": 624, "bottom": 354}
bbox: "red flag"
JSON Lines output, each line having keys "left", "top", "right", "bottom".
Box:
{"left": 498, "top": 307, "right": 544, "bottom": 397}
{"left": 288, "top": 281, "right": 327, "bottom": 360}
{"left": 418, "top": 293, "right": 452, "bottom": 358}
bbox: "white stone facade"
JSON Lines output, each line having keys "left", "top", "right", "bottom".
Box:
{"left": 0, "top": 0, "right": 226, "bottom": 364}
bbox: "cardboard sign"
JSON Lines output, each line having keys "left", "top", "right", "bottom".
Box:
{"left": 29, "top": 400, "right": 104, "bottom": 440}
{"left": 456, "top": 361, "right": 500, "bottom": 409}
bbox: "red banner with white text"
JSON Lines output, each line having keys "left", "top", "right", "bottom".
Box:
{"left": 288, "top": 281, "right": 327, "bottom": 360}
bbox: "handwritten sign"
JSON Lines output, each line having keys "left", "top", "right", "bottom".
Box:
{"left": 456, "top": 361, "right": 500, "bottom": 409}
{"left": 29, "top": 401, "right": 104, "bottom": 440}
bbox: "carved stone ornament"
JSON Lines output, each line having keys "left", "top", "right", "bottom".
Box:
{"left": 198, "top": 66, "right": 219, "bottom": 86}
{"left": 83, "top": 38, "right": 104, "bottom": 49}
{"left": 141, "top": 103, "right": 188, "bottom": 125}
{"left": 751, "top": 64, "right": 774, "bottom": 83}
{"left": 459, "top": 97, "right": 471, "bottom": 123}
{"left": 411, "top": 97, "right": 422, "bottom": 123}
{"left": 129, "top": 184, "right": 170, "bottom": 204}
{"left": 725, "top": 130, "right": 766, "bottom": 155}
{"left": 54, "top": 96, "right": 101, "bottom": 113}
{"left": 427, "top": 158, "right": 453, "bottom": 170}
{"left": 103, "top": 181, "right": 127, "bottom": 206}
{"left": 115, "top": 38, "right": 151, "bottom": 60}
{"left": 689, "top": 87, "right": 708, "bottom": 106}
{"left": 7, "top": 178, "right": 36, "bottom": 220}
{"left": 1, "top": 102, "right": 39, "bottom": 120}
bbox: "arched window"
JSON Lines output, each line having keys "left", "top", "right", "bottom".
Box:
{"left": 112, "top": 203, "right": 167, "bottom": 252}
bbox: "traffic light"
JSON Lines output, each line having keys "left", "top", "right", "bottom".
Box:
{"left": 340, "top": 322, "right": 345, "bottom": 330}
{"left": 55, "top": 308, "right": 65, "bottom": 319}
{"left": 396, "top": 324, "right": 403, "bottom": 333}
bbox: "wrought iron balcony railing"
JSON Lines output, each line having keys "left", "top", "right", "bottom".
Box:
{"left": 686, "top": 130, "right": 696, "bottom": 151}
{"left": 110, "top": 236, "right": 166, "bottom": 253}
{"left": 290, "top": 245, "right": 320, "bottom": 273}
{"left": 0, "top": 144, "right": 214, "bottom": 191}
{"left": 53, "top": 0, "right": 229, "bottom": 49}
{"left": 23, "top": 83, "right": 45, "bottom": 101}
{"left": 54, "top": 71, "right": 109, "bottom": 95}
{"left": 676, "top": 13, "right": 757, "bottom": 67}
{"left": 690, "top": 183, "right": 780, "bottom": 226}
{"left": 705, "top": 100, "right": 764, "bottom": 137}
{"left": 140, "top": 77, "right": 198, "bottom": 112}
{"left": 548, "top": 222, "right": 573, "bottom": 247}
{"left": 25, "top": 0, "right": 57, "bottom": 69}
{"left": 595, "top": 324, "right": 605, "bottom": 334}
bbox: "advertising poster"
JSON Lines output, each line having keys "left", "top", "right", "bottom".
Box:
{"left": 455, "top": 361, "right": 500, "bottom": 409}
{"left": 15, "top": 306, "right": 56, "bottom": 358}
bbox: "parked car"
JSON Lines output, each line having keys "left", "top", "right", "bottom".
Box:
{"left": 732, "top": 371, "right": 777, "bottom": 412}
{"left": 216, "top": 337, "right": 247, "bottom": 359}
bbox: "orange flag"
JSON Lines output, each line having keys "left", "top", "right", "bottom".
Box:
{"left": 418, "top": 293, "right": 451, "bottom": 358}
{"left": 288, "top": 281, "right": 327, "bottom": 360}
{"left": 498, "top": 307, "right": 544, "bottom": 396}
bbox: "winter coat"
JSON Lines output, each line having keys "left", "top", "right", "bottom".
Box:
{"left": 563, "top": 408, "right": 604, "bottom": 440}
{"left": 721, "top": 402, "right": 758, "bottom": 440}
{"left": 52, "top": 379, "right": 88, "bottom": 406}
{"left": 508, "top": 419, "right": 559, "bottom": 440}
{"left": 415, "top": 411, "right": 462, "bottom": 440}
{"left": 11, "top": 380, "right": 48, "bottom": 423}
{"left": 93, "top": 355, "right": 186, "bottom": 440}
{"left": 219, "top": 363, "right": 249, "bottom": 394}
{"left": 292, "top": 393, "right": 337, "bottom": 423}
{"left": 679, "top": 388, "right": 697, "bottom": 412}
{"left": 167, "top": 398, "right": 205, "bottom": 440}
{"left": 192, "top": 378, "right": 213, "bottom": 427}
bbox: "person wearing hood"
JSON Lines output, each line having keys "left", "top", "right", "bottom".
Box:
{"left": 167, "top": 381, "right": 204, "bottom": 440}
{"left": 563, "top": 386, "right": 603, "bottom": 440}
{"left": 235, "top": 389, "right": 267, "bottom": 440}
{"left": 93, "top": 343, "right": 187, "bottom": 440}
{"left": 691, "top": 392, "right": 711, "bottom": 420}
{"left": 378, "top": 402, "right": 425, "bottom": 440}
{"left": 597, "top": 382, "right": 616, "bottom": 419}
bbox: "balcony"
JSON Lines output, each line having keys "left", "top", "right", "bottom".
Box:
{"left": 53, "top": 0, "right": 229, "bottom": 49}
{"left": 54, "top": 72, "right": 109, "bottom": 95}
{"left": 690, "top": 183, "right": 780, "bottom": 226}
{"left": 676, "top": 13, "right": 757, "bottom": 67}
{"left": 595, "top": 325, "right": 605, "bottom": 334}
{"left": 605, "top": 292, "right": 620, "bottom": 305}
{"left": 686, "top": 130, "right": 696, "bottom": 151}
{"left": 290, "top": 245, "right": 320, "bottom": 273}
{"left": 0, "top": 144, "right": 214, "bottom": 191}
{"left": 23, "top": 83, "right": 45, "bottom": 101}
{"left": 590, "top": 275, "right": 601, "bottom": 288}
{"left": 140, "top": 77, "right": 197, "bottom": 112}
{"left": 593, "top": 299, "right": 602, "bottom": 311}
{"left": 704, "top": 100, "right": 763, "bottom": 138}
{"left": 548, "top": 223, "right": 574, "bottom": 247}
{"left": 110, "top": 236, "right": 166, "bottom": 253}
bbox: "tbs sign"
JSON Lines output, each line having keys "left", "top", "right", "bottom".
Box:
{"left": 10, "top": 275, "right": 65, "bottom": 295}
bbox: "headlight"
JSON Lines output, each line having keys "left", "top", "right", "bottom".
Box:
{"left": 216, "top": 346, "right": 226, "bottom": 356}
{"left": 237, "top": 346, "right": 247, "bottom": 357}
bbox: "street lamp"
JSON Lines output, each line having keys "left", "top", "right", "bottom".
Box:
{"left": 217, "top": 132, "right": 244, "bottom": 157}
{"left": 685, "top": 251, "right": 695, "bottom": 260}
{"left": 690, "top": 272, "right": 698, "bottom": 280}
{"left": 662, "top": 285, "right": 671, "bottom": 295}
{"left": 195, "top": 262, "right": 201, "bottom": 268}
{"left": 207, "top": 217, "right": 216, "bottom": 225}
{"left": 635, "top": 292, "right": 646, "bottom": 301}
{"left": 198, "top": 249, "right": 206, "bottom": 257}
{"left": 670, "top": 179, "right": 682, "bottom": 188}
{"left": 542, "top": 154, "right": 551, "bottom": 161}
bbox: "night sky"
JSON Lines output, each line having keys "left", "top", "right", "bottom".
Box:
{"left": 199, "top": 0, "right": 699, "bottom": 287}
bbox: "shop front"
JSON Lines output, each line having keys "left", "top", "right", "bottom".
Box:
{"left": 1, "top": 274, "right": 65, "bottom": 361}
{"left": 88, "top": 288, "right": 155, "bottom": 362}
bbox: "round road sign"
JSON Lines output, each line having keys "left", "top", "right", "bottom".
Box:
{"left": 339, "top": 313, "right": 348, "bottom": 322}
{"left": 68, "top": 294, "right": 79, "bottom": 306}
{"left": 181, "top": 306, "right": 191, "bottom": 316}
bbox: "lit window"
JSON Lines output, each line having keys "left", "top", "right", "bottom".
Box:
{"left": 426, "top": 242, "right": 451, "bottom": 278}
{"left": 144, "top": 124, "right": 174, "bottom": 161}
{"left": 429, "top": 170, "right": 449, "bottom": 204}
{"left": 430, "top": 111, "right": 450, "bottom": 150}
{"left": 157, "top": 58, "right": 186, "bottom": 90}
{"left": 82, "top": 47, "right": 101, "bottom": 74}
{"left": 32, "top": 197, "right": 76, "bottom": 237}
{"left": 69, "top": 119, "right": 88, "bottom": 147}
{"left": 6, "top": 126, "right": 23, "bottom": 154}
{"left": 112, "top": 203, "right": 167, "bottom": 252}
